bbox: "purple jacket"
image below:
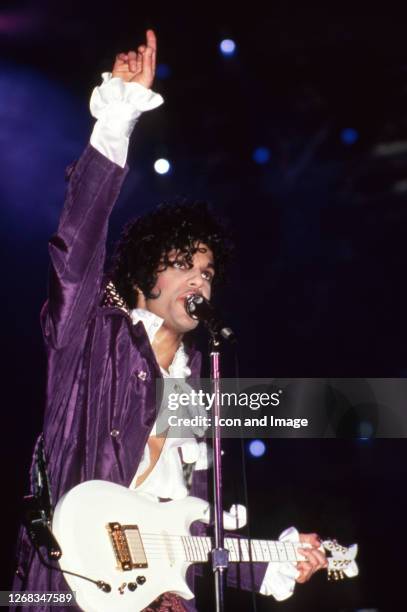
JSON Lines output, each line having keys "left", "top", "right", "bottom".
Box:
{"left": 13, "top": 145, "right": 267, "bottom": 610}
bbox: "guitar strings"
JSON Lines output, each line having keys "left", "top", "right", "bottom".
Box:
{"left": 105, "top": 534, "right": 342, "bottom": 565}
{"left": 105, "top": 532, "right": 339, "bottom": 564}
{"left": 125, "top": 539, "right": 303, "bottom": 563}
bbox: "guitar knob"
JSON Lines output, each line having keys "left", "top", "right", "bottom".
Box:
{"left": 127, "top": 583, "right": 138, "bottom": 591}
{"left": 136, "top": 576, "right": 146, "bottom": 585}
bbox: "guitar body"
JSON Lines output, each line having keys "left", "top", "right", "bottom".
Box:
{"left": 52, "top": 480, "right": 209, "bottom": 611}
{"left": 52, "top": 480, "right": 358, "bottom": 611}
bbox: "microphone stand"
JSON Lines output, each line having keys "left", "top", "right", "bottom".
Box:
{"left": 209, "top": 330, "right": 229, "bottom": 612}
{"left": 184, "top": 294, "right": 235, "bottom": 611}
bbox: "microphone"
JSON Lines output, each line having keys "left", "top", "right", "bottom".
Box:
{"left": 185, "top": 294, "right": 236, "bottom": 342}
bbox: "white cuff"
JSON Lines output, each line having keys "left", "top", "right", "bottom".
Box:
{"left": 259, "top": 527, "right": 300, "bottom": 601}
{"left": 89, "top": 72, "right": 164, "bottom": 167}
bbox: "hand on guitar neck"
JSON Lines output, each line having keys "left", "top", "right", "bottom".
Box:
{"left": 295, "top": 532, "right": 328, "bottom": 583}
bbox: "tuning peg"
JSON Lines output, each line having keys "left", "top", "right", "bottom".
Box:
{"left": 328, "top": 569, "right": 346, "bottom": 581}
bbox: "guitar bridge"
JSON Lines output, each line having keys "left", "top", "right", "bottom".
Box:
{"left": 107, "top": 522, "right": 148, "bottom": 571}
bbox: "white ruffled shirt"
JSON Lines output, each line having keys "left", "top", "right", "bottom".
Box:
{"left": 89, "top": 75, "right": 300, "bottom": 601}
{"left": 128, "top": 308, "right": 208, "bottom": 500}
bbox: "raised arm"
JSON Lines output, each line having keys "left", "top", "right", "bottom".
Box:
{"left": 41, "top": 31, "right": 162, "bottom": 349}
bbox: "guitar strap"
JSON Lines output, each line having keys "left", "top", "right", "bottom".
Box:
{"left": 23, "top": 433, "right": 62, "bottom": 560}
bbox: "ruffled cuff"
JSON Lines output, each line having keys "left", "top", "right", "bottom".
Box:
{"left": 89, "top": 72, "right": 164, "bottom": 167}
{"left": 259, "top": 527, "right": 300, "bottom": 601}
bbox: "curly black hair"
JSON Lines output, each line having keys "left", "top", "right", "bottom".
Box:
{"left": 109, "top": 200, "right": 234, "bottom": 309}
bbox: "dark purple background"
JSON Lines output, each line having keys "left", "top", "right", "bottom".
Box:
{"left": 1, "top": 1, "right": 406, "bottom": 609}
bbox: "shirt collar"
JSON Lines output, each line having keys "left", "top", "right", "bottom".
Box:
{"left": 130, "top": 308, "right": 164, "bottom": 344}
{"left": 130, "top": 308, "right": 191, "bottom": 379}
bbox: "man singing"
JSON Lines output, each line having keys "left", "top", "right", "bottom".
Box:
{"left": 13, "top": 30, "right": 327, "bottom": 611}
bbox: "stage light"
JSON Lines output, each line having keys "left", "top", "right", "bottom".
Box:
{"left": 154, "top": 158, "right": 171, "bottom": 175}
{"left": 220, "top": 39, "right": 236, "bottom": 56}
{"left": 156, "top": 64, "right": 171, "bottom": 80}
{"left": 248, "top": 439, "right": 266, "bottom": 457}
{"left": 253, "top": 146, "right": 271, "bottom": 164}
{"left": 341, "top": 128, "right": 359, "bottom": 145}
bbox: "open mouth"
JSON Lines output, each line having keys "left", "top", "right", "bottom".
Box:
{"left": 177, "top": 291, "right": 199, "bottom": 302}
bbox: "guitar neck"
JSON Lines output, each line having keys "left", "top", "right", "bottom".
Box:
{"left": 181, "top": 536, "right": 300, "bottom": 564}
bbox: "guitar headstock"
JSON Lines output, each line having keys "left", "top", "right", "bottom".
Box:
{"left": 322, "top": 539, "right": 359, "bottom": 580}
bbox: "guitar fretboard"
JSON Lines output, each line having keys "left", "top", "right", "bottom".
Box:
{"left": 181, "top": 536, "right": 300, "bottom": 564}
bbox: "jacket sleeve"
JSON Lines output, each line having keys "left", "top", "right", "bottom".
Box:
{"left": 41, "top": 144, "right": 128, "bottom": 349}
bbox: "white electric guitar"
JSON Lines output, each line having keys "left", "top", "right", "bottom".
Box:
{"left": 52, "top": 480, "right": 358, "bottom": 612}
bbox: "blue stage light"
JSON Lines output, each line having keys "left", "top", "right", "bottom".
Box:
{"left": 341, "top": 128, "right": 359, "bottom": 145}
{"left": 156, "top": 64, "right": 171, "bottom": 80}
{"left": 154, "top": 159, "right": 171, "bottom": 175}
{"left": 220, "top": 39, "right": 236, "bottom": 56}
{"left": 248, "top": 439, "right": 266, "bottom": 457}
{"left": 253, "top": 147, "right": 271, "bottom": 164}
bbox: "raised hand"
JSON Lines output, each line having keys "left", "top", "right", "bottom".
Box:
{"left": 112, "top": 29, "right": 157, "bottom": 89}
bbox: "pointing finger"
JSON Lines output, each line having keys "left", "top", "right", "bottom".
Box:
{"left": 141, "top": 46, "right": 154, "bottom": 83}
{"left": 146, "top": 29, "right": 157, "bottom": 52}
{"left": 151, "top": 48, "right": 156, "bottom": 73}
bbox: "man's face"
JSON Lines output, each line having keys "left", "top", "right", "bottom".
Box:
{"left": 143, "top": 243, "right": 215, "bottom": 334}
